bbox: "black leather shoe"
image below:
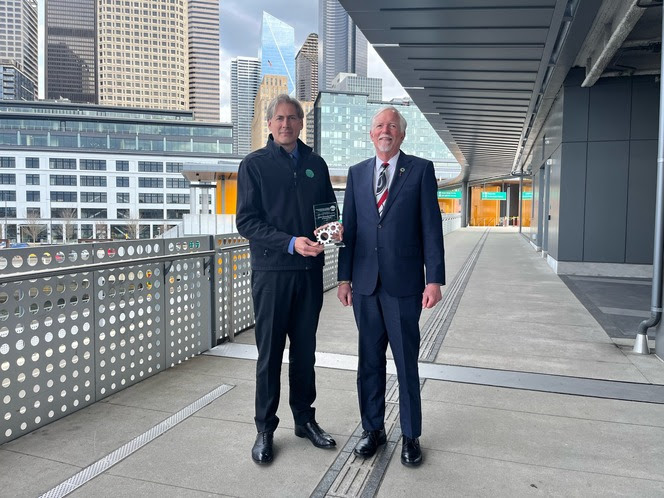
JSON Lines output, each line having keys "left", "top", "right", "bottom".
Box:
{"left": 401, "top": 436, "right": 422, "bottom": 467}
{"left": 353, "top": 429, "right": 387, "bottom": 458}
{"left": 251, "top": 431, "right": 274, "bottom": 464}
{"left": 294, "top": 421, "right": 336, "bottom": 448}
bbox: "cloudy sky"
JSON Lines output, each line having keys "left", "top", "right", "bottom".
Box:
{"left": 219, "top": 0, "right": 407, "bottom": 122}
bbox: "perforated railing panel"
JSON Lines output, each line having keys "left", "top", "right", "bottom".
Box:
{"left": 94, "top": 241, "right": 165, "bottom": 400}
{"left": 323, "top": 246, "right": 339, "bottom": 291}
{"left": 1, "top": 245, "right": 97, "bottom": 442}
{"left": 229, "top": 246, "right": 253, "bottom": 336}
{"left": 165, "top": 237, "right": 212, "bottom": 366}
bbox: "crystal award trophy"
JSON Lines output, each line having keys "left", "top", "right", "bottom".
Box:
{"left": 313, "top": 202, "right": 344, "bottom": 246}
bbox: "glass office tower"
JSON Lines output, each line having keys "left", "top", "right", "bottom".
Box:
{"left": 231, "top": 57, "right": 261, "bottom": 156}
{"left": 318, "top": 0, "right": 367, "bottom": 91}
{"left": 259, "top": 12, "right": 295, "bottom": 95}
{"left": 46, "top": 0, "right": 97, "bottom": 103}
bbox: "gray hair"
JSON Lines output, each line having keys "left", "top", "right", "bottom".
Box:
{"left": 371, "top": 106, "right": 407, "bottom": 132}
{"left": 266, "top": 94, "right": 304, "bottom": 121}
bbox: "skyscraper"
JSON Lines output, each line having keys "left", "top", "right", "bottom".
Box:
{"left": 330, "top": 73, "right": 382, "bottom": 101}
{"left": 97, "top": 0, "right": 188, "bottom": 110}
{"left": 46, "top": 0, "right": 97, "bottom": 103}
{"left": 318, "top": 0, "right": 367, "bottom": 91}
{"left": 296, "top": 33, "right": 318, "bottom": 102}
{"left": 0, "top": 0, "right": 38, "bottom": 100}
{"left": 251, "top": 74, "right": 288, "bottom": 151}
{"left": 188, "top": 0, "right": 220, "bottom": 121}
{"left": 231, "top": 56, "right": 261, "bottom": 156}
{"left": 259, "top": 12, "right": 295, "bottom": 95}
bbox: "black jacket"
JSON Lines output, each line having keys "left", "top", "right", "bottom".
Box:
{"left": 236, "top": 136, "right": 336, "bottom": 271}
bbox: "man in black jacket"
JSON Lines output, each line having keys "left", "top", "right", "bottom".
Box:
{"left": 236, "top": 94, "right": 338, "bottom": 464}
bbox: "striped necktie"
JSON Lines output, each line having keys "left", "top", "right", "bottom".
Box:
{"left": 376, "top": 162, "right": 389, "bottom": 215}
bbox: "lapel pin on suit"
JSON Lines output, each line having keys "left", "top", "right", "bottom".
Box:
{"left": 399, "top": 167, "right": 405, "bottom": 177}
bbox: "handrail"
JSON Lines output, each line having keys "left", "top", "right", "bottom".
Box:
{"left": 0, "top": 250, "right": 217, "bottom": 285}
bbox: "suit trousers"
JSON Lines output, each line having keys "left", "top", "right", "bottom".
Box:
{"left": 353, "top": 284, "right": 423, "bottom": 439}
{"left": 252, "top": 269, "right": 324, "bottom": 433}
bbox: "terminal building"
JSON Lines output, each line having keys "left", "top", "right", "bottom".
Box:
{"left": 0, "top": 100, "right": 234, "bottom": 241}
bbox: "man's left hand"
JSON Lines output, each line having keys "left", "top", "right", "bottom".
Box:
{"left": 422, "top": 283, "right": 442, "bottom": 309}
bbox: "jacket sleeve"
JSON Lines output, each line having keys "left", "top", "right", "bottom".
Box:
{"left": 236, "top": 157, "right": 293, "bottom": 253}
{"left": 420, "top": 161, "right": 446, "bottom": 285}
{"left": 337, "top": 168, "right": 357, "bottom": 281}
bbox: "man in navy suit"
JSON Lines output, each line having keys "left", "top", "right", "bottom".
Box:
{"left": 337, "top": 106, "right": 445, "bottom": 467}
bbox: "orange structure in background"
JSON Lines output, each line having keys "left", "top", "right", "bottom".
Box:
{"left": 520, "top": 184, "right": 532, "bottom": 228}
{"left": 215, "top": 178, "right": 238, "bottom": 214}
{"left": 439, "top": 197, "right": 461, "bottom": 214}
{"left": 470, "top": 185, "right": 501, "bottom": 226}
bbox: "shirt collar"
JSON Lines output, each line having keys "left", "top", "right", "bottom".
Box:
{"left": 375, "top": 151, "right": 400, "bottom": 171}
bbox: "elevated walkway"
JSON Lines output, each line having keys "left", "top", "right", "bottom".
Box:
{"left": 3, "top": 228, "right": 664, "bottom": 497}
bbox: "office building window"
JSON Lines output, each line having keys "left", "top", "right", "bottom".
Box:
{"left": 139, "top": 209, "right": 163, "bottom": 219}
{"left": 167, "top": 194, "right": 189, "bottom": 204}
{"left": 138, "top": 161, "right": 163, "bottom": 172}
{"left": 0, "top": 157, "right": 15, "bottom": 168}
{"left": 51, "top": 191, "right": 77, "bottom": 202}
{"left": 49, "top": 158, "right": 76, "bottom": 170}
{"left": 167, "top": 209, "right": 188, "bottom": 219}
{"left": 138, "top": 177, "right": 163, "bottom": 188}
{"left": 50, "top": 175, "right": 77, "bottom": 186}
{"left": 80, "top": 192, "right": 107, "bottom": 203}
{"left": 26, "top": 191, "right": 40, "bottom": 202}
{"left": 139, "top": 193, "right": 164, "bottom": 204}
{"left": 166, "top": 178, "right": 189, "bottom": 188}
{"left": 116, "top": 160, "right": 129, "bottom": 171}
{"left": 81, "top": 208, "right": 107, "bottom": 219}
{"left": 26, "top": 207, "right": 40, "bottom": 217}
{"left": 26, "top": 157, "right": 40, "bottom": 168}
{"left": 0, "top": 174, "right": 16, "bottom": 185}
{"left": 116, "top": 177, "right": 129, "bottom": 188}
{"left": 116, "top": 208, "right": 130, "bottom": 219}
{"left": 51, "top": 208, "right": 78, "bottom": 218}
{"left": 117, "top": 193, "right": 130, "bottom": 203}
{"left": 0, "top": 191, "right": 16, "bottom": 201}
{"left": 26, "top": 174, "right": 40, "bottom": 185}
{"left": 166, "top": 162, "right": 183, "bottom": 173}
{"left": 0, "top": 207, "right": 16, "bottom": 217}
{"left": 80, "top": 159, "right": 107, "bottom": 171}
{"left": 80, "top": 176, "right": 107, "bottom": 187}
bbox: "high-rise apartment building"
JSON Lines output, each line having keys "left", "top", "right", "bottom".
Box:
{"left": 259, "top": 12, "right": 295, "bottom": 95}
{"left": 231, "top": 56, "right": 261, "bottom": 156}
{"left": 188, "top": 0, "right": 220, "bottom": 122}
{"left": 46, "top": 0, "right": 97, "bottom": 103}
{"left": 296, "top": 33, "right": 318, "bottom": 102}
{"left": 314, "top": 91, "right": 459, "bottom": 179}
{"left": 330, "top": 73, "right": 382, "bottom": 101}
{"left": 97, "top": 0, "right": 188, "bottom": 110}
{"left": 0, "top": 0, "right": 38, "bottom": 100}
{"left": 318, "top": 0, "right": 367, "bottom": 91}
{"left": 251, "top": 75, "right": 288, "bottom": 151}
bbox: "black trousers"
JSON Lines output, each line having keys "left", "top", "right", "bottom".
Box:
{"left": 251, "top": 269, "right": 324, "bottom": 433}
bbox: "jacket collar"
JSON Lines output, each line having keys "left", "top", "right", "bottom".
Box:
{"left": 266, "top": 134, "right": 312, "bottom": 160}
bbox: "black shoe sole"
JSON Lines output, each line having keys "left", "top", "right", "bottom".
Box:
{"left": 252, "top": 456, "right": 273, "bottom": 465}
{"left": 353, "top": 436, "right": 387, "bottom": 458}
{"left": 294, "top": 426, "right": 336, "bottom": 448}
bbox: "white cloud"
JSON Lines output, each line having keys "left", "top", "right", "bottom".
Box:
{"left": 367, "top": 45, "right": 409, "bottom": 101}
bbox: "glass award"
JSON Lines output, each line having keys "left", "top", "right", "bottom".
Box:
{"left": 313, "top": 202, "right": 344, "bottom": 246}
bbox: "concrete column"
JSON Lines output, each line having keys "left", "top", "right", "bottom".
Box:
{"left": 461, "top": 180, "right": 468, "bottom": 227}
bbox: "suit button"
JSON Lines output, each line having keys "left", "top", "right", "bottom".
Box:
{"left": 377, "top": 224, "right": 382, "bottom": 228}
{"left": 374, "top": 247, "right": 378, "bottom": 251}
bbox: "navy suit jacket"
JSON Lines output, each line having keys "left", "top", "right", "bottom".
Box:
{"left": 338, "top": 152, "right": 445, "bottom": 297}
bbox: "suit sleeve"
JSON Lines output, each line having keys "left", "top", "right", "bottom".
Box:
{"left": 420, "top": 161, "right": 445, "bottom": 285}
{"left": 337, "top": 168, "right": 357, "bottom": 281}
{"left": 236, "top": 157, "right": 293, "bottom": 253}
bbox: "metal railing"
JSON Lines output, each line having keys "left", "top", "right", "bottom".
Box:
{"left": 1, "top": 217, "right": 459, "bottom": 444}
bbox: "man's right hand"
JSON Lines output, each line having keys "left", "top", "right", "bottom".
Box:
{"left": 337, "top": 283, "right": 352, "bottom": 306}
{"left": 294, "top": 236, "right": 324, "bottom": 257}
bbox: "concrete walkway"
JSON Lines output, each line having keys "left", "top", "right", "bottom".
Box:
{"left": 2, "top": 228, "right": 664, "bottom": 497}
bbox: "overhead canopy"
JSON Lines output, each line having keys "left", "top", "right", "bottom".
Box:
{"left": 339, "top": 0, "right": 662, "bottom": 184}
